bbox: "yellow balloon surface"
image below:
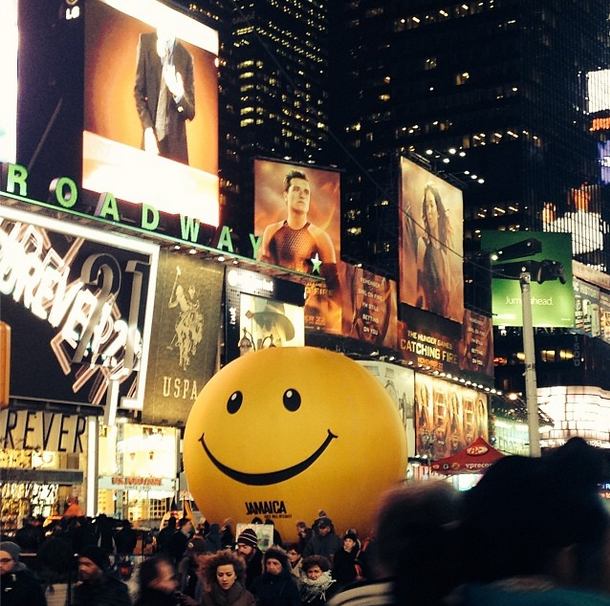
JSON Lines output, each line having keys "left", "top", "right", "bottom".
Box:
{"left": 183, "top": 347, "right": 407, "bottom": 538}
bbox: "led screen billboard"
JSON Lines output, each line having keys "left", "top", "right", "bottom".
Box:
{"left": 0, "top": 1, "right": 17, "bottom": 164}
{"left": 143, "top": 252, "right": 223, "bottom": 426}
{"left": 482, "top": 231, "right": 574, "bottom": 328}
{"left": 84, "top": 0, "right": 219, "bottom": 224}
{"left": 0, "top": 204, "right": 159, "bottom": 410}
{"left": 339, "top": 262, "right": 398, "bottom": 348}
{"left": 399, "top": 157, "right": 464, "bottom": 323}
{"left": 7, "top": 0, "right": 219, "bottom": 224}
{"left": 223, "top": 267, "right": 305, "bottom": 363}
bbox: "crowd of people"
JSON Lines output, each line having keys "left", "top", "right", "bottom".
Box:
{"left": 3, "top": 438, "right": 610, "bottom": 606}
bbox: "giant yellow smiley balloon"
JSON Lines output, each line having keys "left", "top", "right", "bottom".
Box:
{"left": 183, "top": 346, "right": 407, "bottom": 538}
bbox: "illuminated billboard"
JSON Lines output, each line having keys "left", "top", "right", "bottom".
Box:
{"left": 414, "top": 374, "right": 488, "bottom": 459}
{"left": 482, "top": 231, "right": 574, "bottom": 327}
{"left": 0, "top": 1, "right": 17, "bottom": 164}
{"left": 0, "top": 204, "right": 159, "bottom": 410}
{"left": 357, "top": 360, "right": 415, "bottom": 457}
{"left": 399, "top": 157, "right": 464, "bottom": 323}
{"left": 223, "top": 267, "right": 305, "bottom": 363}
{"left": 84, "top": 0, "right": 219, "bottom": 224}
{"left": 7, "top": 0, "right": 219, "bottom": 224}
{"left": 143, "top": 253, "right": 223, "bottom": 426}
{"left": 338, "top": 262, "right": 398, "bottom": 347}
{"left": 587, "top": 69, "right": 610, "bottom": 114}
{"left": 254, "top": 159, "right": 341, "bottom": 278}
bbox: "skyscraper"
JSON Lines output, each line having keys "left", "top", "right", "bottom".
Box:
{"left": 330, "top": 0, "right": 610, "bottom": 397}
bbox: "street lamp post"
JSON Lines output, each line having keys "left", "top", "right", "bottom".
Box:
{"left": 519, "top": 272, "right": 541, "bottom": 457}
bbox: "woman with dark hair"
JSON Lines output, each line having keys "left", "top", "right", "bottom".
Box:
{"left": 299, "top": 555, "right": 337, "bottom": 605}
{"left": 417, "top": 183, "right": 452, "bottom": 317}
{"left": 134, "top": 555, "right": 181, "bottom": 606}
{"left": 405, "top": 182, "right": 453, "bottom": 317}
{"left": 198, "top": 549, "right": 255, "bottom": 606}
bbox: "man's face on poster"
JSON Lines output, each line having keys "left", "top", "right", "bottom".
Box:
{"left": 254, "top": 315, "right": 290, "bottom": 348}
{"left": 285, "top": 178, "right": 311, "bottom": 215}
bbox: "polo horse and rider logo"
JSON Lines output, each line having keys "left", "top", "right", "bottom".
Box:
{"left": 167, "top": 266, "right": 204, "bottom": 370}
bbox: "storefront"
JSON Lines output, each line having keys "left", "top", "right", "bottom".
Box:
{"left": 97, "top": 422, "right": 179, "bottom": 525}
{"left": 0, "top": 406, "right": 93, "bottom": 528}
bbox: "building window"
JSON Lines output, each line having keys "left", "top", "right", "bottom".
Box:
{"left": 424, "top": 57, "right": 437, "bottom": 70}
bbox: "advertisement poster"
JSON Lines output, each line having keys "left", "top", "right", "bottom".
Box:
{"left": 338, "top": 262, "right": 398, "bottom": 348}
{"left": 414, "top": 375, "right": 488, "bottom": 460}
{"left": 143, "top": 252, "right": 222, "bottom": 426}
{"left": 459, "top": 310, "right": 494, "bottom": 381}
{"left": 574, "top": 278, "right": 601, "bottom": 338}
{"left": 254, "top": 159, "right": 341, "bottom": 334}
{"left": 357, "top": 360, "right": 415, "bottom": 456}
{"left": 482, "top": 231, "right": 574, "bottom": 327}
{"left": 239, "top": 293, "right": 305, "bottom": 352}
{"left": 84, "top": 0, "right": 219, "bottom": 224}
{"left": 0, "top": 205, "right": 158, "bottom": 409}
{"left": 600, "top": 291, "right": 610, "bottom": 344}
{"left": 397, "top": 307, "right": 462, "bottom": 376}
{"left": 224, "top": 268, "right": 305, "bottom": 363}
{"left": 398, "top": 157, "right": 464, "bottom": 323}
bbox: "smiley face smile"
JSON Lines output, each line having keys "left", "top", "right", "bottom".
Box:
{"left": 199, "top": 429, "right": 338, "bottom": 486}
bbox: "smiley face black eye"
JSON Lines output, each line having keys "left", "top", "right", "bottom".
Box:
{"left": 227, "top": 391, "right": 243, "bottom": 414}
{"left": 283, "top": 389, "right": 301, "bottom": 412}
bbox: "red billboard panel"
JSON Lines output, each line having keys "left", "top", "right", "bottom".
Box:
{"left": 399, "top": 157, "right": 464, "bottom": 323}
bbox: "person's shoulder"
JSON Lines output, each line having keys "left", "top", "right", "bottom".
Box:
{"left": 326, "top": 580, "right": 394, "bottom": 606}
{"left": 264, "top": 220, "right": 285, "bottom": 236}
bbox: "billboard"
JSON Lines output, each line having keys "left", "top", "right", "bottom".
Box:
{"left": 542, "top": 185, "right": 606, "bottom": 256}
{"left": 574, "top": 278, "right": 601, "bottom": 338}
{"left": 414, "top": 374, "right": 488, "bottom": 459}
{"left": 482, "top": 231, "right": 574, "bottom": 327}
{"left": 0, "top": 1, "right": 17, "bottom": 164}
{"left": 224, "top": 267, "right": 305, "bottom": 363}
{"left": 0, "top": 204, "right": 159, "bottom": 410}
{"left": 338, "top": 262, "right": 398, "bottom": 348}
{"left": 84, "top": 0, "right": 219, "bottom": 224}
{"left": 399, "top": 157, "right": 464, "bottom": 323}
{"left": 143, "top": 252, "right": 223, "bottom": 426}
{"left": 7, "top": 0, "right": 219, "bottom": 224}
{"left": 254, "top": 159, "right": 341, "bottom": 277}
{"left": 357, "top": 360, "right": 415, "bottom": 457}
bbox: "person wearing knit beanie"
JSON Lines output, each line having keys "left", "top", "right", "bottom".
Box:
{"left": 236, "top": 527, "right": 263, "bottom": 591}
{"left": 74, "top": 545, "right": 131, "bottom": 606}
{"left": 237, "top": 527, "right": 259, "bottom": 549}
{"left": 77, "top": 545, "right": 110, "bottom": 572}
{"left": 1, "top": 540, "right": 47, "bottom": 606}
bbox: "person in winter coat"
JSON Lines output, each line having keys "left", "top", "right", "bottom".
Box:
{"left": 236, "top": 528, "right": 264, "bottom": 591}
{"left": 331, "top": 532, "right": 361, "bottom": 590}
{"left": 198, "top": 549, "right": 256, "bottom": 606}
{"left": 302, "top": 518, "right": 342, "bottom": 565}
{"left": 299, "top": 556, "right": 337, "bottom": 606}
{"left": 133, "top": 554, "right": 181, "bottom": 606}
{"left": 0, "top": 541, "right": 48, "bottom": 606}
{"left": 73, "top": 544, "right": 131, "bottom": 606}
{"left": 250, "top": 546, "right": 301, "bottom": 606}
